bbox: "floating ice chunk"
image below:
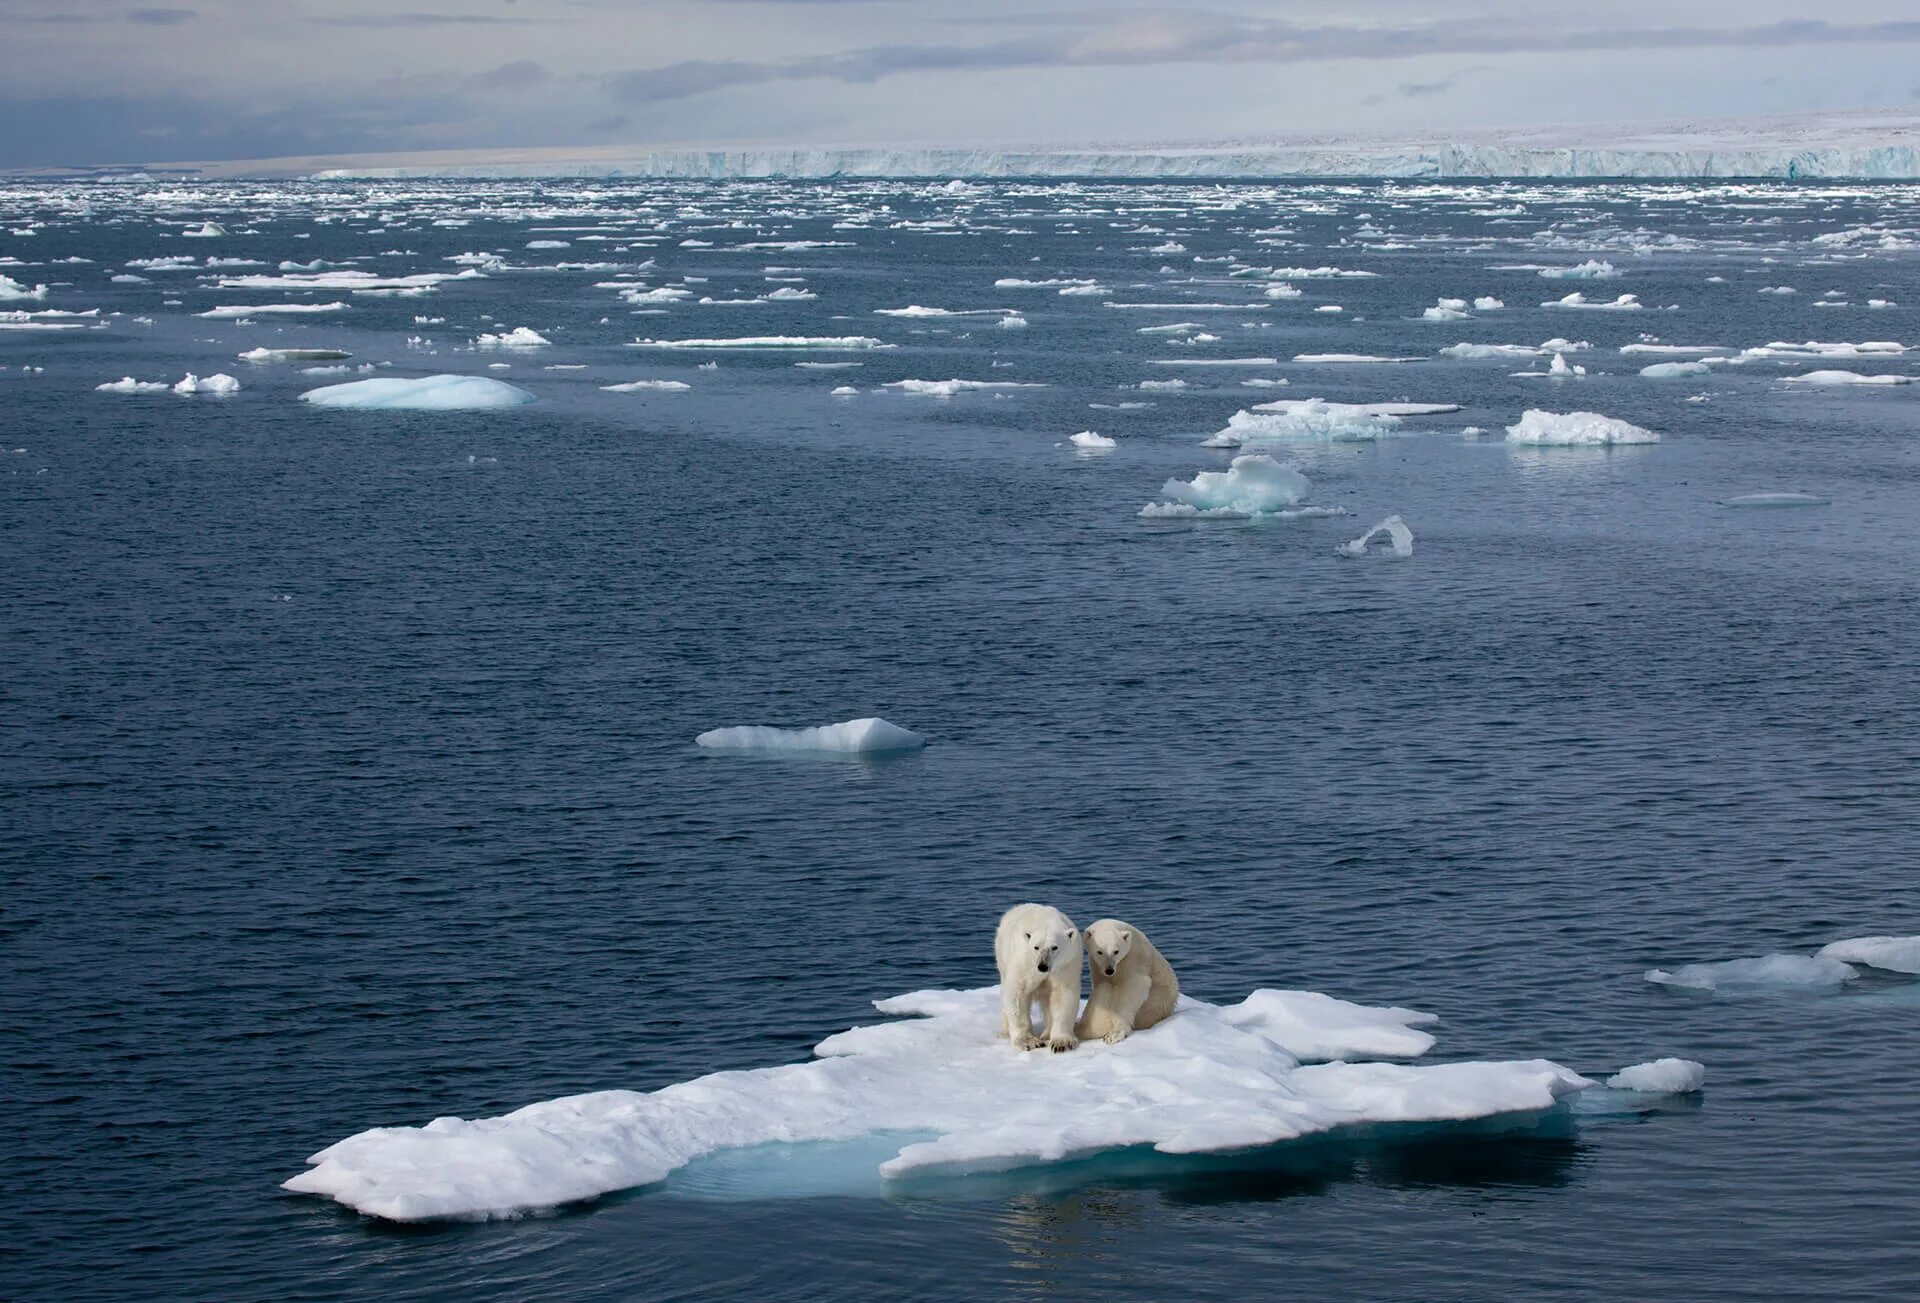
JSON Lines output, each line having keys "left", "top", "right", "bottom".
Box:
{"left": 1205, "top": 399, "right": 1403, "bottom": 447}
{"left": 526, "top": 239, "right": 570, "bottom": 249}
{"left": 1816, "top": 935, "right": 1920, "bottom": 974}
{"left": 1605, "top": 1059, "right": 1705, "bottom": 1093}
{"left": 474, "top": 327, "right": 550, "bottom": 349}
{"left": 1543, "top": 292, "right": 1642, "bottom": 310}
{"left": 283, "top": 983, "right": 1591, "bottom": 1221}
{"left": 1057, "top": 283, "right": 1110, "bottom": 297}
{"left": 1272, "top": 266, "right": 1377, "bottom": 279}
{"left": 219, "top": 270, "right": 481, "bottom": 292}
{"left": 172, "top": 372, "right": 240, "bottom": 395}
{"left": 1646, "top": 954, "right": 1856, "bottom": 993}
{"left": 886, "top": 379, "right": 1046, "bottom": 397}
{"left": 199, "top": 302, "right": 349, "bottom": 319}
{"left": 180, "top": 222, "right": 226, "bottom": 238}
{"left": 998, "top": 315, "right": 1028, "bottom": 329}
{"left": 1069, "top": 430, "right": 1116, "bottom": 450}
{"left": 1781, "top": 370, "right": 1910, "bottom": 386}
{"left": 1137, "top": 322, "right": 1203, "bottom": 334}
{"left": 1540, "top": 260, "right": 1619, "bottom": 279}
{"left": 1137, "top": 379, "right": 1188, "bottom": 391}
{"left": 1337, "top": 514, "right": 1414, "bottom": 558}
{"left": 1264, "top": 283, "right": 1303, "bottom": 299}
{"left": 1422, "top": 298, "right": 1472, "bottom": 321}
{"left": 1144, "top": 454, "right": 1311, "bottom": 517}
{"left": 238, "top": 347, "right": 351, "bottom": 362}
{"left": 1441, "top": 342, "right": 1553, "bottom": 361}
{"left": 633, "top": 336, "right": 892, "bottom": 350}
{"left": 763, "top": 287, "right": 817, "bottom": 302}
{"left": 1147, "top": 358, "right": 1280, "bottom": 368}
{"left": 1473, "top": 295, "right": 1505, "bottom": 310}
{"left": 1620, "top": 343, "right": 1727, "bottom": 356}
{"left": 1741, "top": 340, "right": 1906, "bottom": 360}
{"left": 695, "top": 718, "right": 927, "bottom": 754}
{"left": 602, "top": 379, "right": 691, "bottom": 392}
{"left": 0, "top": 274, "right": 49, "bottom": 301}
{"left": 874, "top": 305, "right": 1009, "bottom": 318}
{"left": 995, "top": 278, "right": 1097, "bottom": 289}
{"left": 96, "top": 377, "right": 171, "bottom": 394}
{"left": 830, "top": 385, "right": 859, "bottom": 396}
{"left": 1640, "top": 361, "right": 1711, "bottom": 379}
{"left": 1292, "top": 353, "right": 1421, "bottom": 364}
{"left": 300, "top": 375, "right": 536, "bottom": 411}
{"left": 1504, "top": 410, "right": 1659, "bottom": 446}
{"left": 1719, "top": 492, "right": 1829, "bottom": 507}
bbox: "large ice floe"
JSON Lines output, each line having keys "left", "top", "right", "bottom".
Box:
{"left": 1141, "top": 455, "right": 1324, "bottom": 518}
{"left": 299, "top": 375, "right": 536, "bottom": 411}
{"left": 282, "top": 983, "right": 1689, "bottom": 1222}
{"left": 1505, "top": 410, "right": 1660, "bottom": 446}
{"left": 694, "top": 717, "right": 927, "bottom": 754}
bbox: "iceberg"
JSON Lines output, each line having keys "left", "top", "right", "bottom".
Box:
{"left": 1504, "top": 410, "right": 1660, "bottom": 446}
{"left": 299, "top": 375, "right": 536, "bottom": 411}
{"left": 1143, "top": 454, "right": 1312, "bottom": 517}
{"left": 1337, "top": 514, "right": 1414, "bottom": 559}
{"left": 283, "top": 983, "right": 1629, "bottom": 1222}
{"left": 694, "top": 717, "right": 927, "bottom": 753}
{"left": 1646, "top": 954, "right": 1856, "bottom": 993}
{"left": 1816, "top": 935, "right": 1920, "bottom": 974}
{"left": 1203, "top": 399, "right": 1405, "bottom": 447}
{"left": 0, "top": 274, "right": 49, "bottom": 301}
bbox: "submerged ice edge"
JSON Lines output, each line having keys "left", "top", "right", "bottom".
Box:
{"left": 282, "top": 984, "right": 1700, "bottom": 1223}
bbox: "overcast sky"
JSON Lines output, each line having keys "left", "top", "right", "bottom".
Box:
{"left": 6, "top": 1, "right": 1920, "bottom": 167}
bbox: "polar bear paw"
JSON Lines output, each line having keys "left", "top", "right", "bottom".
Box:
{"left": 1013, "top": 1031, "right": 1045, "bottom": 1052}
{"left": 1048, "top": 1033, "right": 1078, "bottom": 1053}
{"left": 1102, "top": 1027, "right": 1131, "bottom": 1045}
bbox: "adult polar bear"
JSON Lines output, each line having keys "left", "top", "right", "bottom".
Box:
{"left": 1076, "top": 918, "right": 1179, "bottom": 1044}
{"left": 994, "top": 903, "right": 1083, "bottom": 1052}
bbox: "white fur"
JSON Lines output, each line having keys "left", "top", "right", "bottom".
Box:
{"left": 993, "top": 903, "right": 1083, "bottom": 1052}
{"left": 1077, "top": 919, "right": 1179, "bottom": 1044}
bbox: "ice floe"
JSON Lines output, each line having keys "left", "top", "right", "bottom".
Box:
{"left": 1504, "top": 410, "right": 1660, "bottom": 446}
{"left": 1337, "top": 515, "right": 1414, "bottom": 559}
{"left": 171, "top": 373, "right": 240, "bottom": 395}
{"left": 633, "top": 336, "right": 892, "bottom": 350}
{"left": 1204, "top": 399, "right": 1405, "bottom": 447}
{"left": 299, "top": 375, "right": 536, "bottom": 411}
{"left": 602, "top": 380, "right": 692, "bottom": 392}
{"left": 284, "top": 982, "right": 1637, "bottom": 1222}
{"left": 1646, "top": 955, "right": 1856, "bottom": 993}
{"left": 1292, "top": 353, "right": 1421, "bottom": 364}
{"left": 885, "top": 379, "right": 1047, "bottom": 397}
{"left": 694, "top": 718, "right": 927, "bottom": 753}
{"left": 1719, "top": 492, "right": 1830, "bottom": 508}
{"left": 1543, "top": 292, "right": 1643, "bottom": 311}
{"left": 0, "top": 274, "right": 49, "bottom": 301}
{"left": 1817, "top": 935, "right": 1920, "bottom": 974}
{"left": 474, "top": 327, "right": 551, "bottom": 349}
{"left": 1781, "top": 370, "right": 1910, "bottom": 385}
{"left": 1605, "top": 1059, "right": 1704, "bottom": 1093}
{"left": 1540, "top": 260, "right": 1620, "bottom": 279}
{"left": 1142, "top": 454, "right": 1317, "bottom": 518}
{"left": 1068, "top": 430, "right": 1116, "bottom": 450}
{"left": 199, "top": 302, "right": 349, "bottom": 319}
{"left": 1640, "top": 361, "right": 1712, "bottom": 379}
{"left": 238, "top": 347, "right": 351, "bottom": 363}
{"left": 95, "top": 377, "right": 171, "bottom": 394}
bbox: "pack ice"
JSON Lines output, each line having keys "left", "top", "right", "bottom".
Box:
{"left": 299, "top": 375, "right": 536, "bottom": 411}
{"left": 282, "top": 984, "right": 1680, "bottom": 1222}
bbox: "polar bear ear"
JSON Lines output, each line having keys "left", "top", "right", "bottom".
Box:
{"left": 1121, "top": 930, "right": 1132, "bottom": 942}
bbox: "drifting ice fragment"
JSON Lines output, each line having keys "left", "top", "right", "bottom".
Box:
{"left": 1605, "top": 1059, "right": 1705, "bottom": 1093}
{"left": 1719, "top": 492, "right": 1829, "bottom": 508}
{"left": 1337, "top": 515, "right": 1414, "bottom": 558}
{"left": 1646, "top": 954, "right": 1856, "bottom": 993}
{"left": 1817, "top": 935, "right": 1920, "bottom": 974}
{"left": 1640, "top": 361, "right": 1711, "bottom": 379}
{"left": 299, "top": 375, "right": 536, "bottom": 410}
{"left": 1143, "top": 455, "right": 1312, "bottom": 518}
{"left": 1069, "top": 431, "right": 1116, "bottom": 450}
{"left": 172, "top": 373, "right": 240, "bottom": 395}
{"left": 95, "top": 377, "right": 170, "bottom": 393}
{"left": 1781, "top": 370, "right": 1910, "bottom": 386}
{"left": 695, "top": 718, "right": 927, "bottom": 754}
{"left": 1505, "top": 410, "right": 1660, "bottom": 446}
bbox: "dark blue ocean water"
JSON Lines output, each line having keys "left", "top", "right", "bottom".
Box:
{"left": 4, "top": 177, "right": 1919, "bottom": 1300}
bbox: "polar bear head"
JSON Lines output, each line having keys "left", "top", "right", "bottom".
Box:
{"left": 1020, "top": 909, "right": 1079, "bottom": 975}
{"left": 1083, "top": 919, "right": 1134, "bottom": 978}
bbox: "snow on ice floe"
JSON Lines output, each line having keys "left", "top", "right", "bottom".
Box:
{"left": 1740, "top": 340, "right": 1906, "bottom": 360}
{"left": 1719, "top": 492, "right": 1830, "bottom": 508}
{"left": 238, "top": 347, "right": 351, "bottom": 363}
{"left": 1817, "top": 935, "right": 1920, "bottom": 974}
{"left": 299, "top": 375, "right": 536, "bottom": 411}
{"left": 1504, "top": 410, "right": 1659, "bottom": 446}
{"left": 171, "top": 373, "right": 241, "bottom": 395}
{"left": 474, "top": 327, "right": 551, "bottom": 349}
{"left": 282, "top": 983, "right": 1654, "bottom": 1222}
{"left": 1068, "top": 430, "right": 1116, "bottom": 450}
{"left": 602, "top": 379, "right": 691, "bottom": 393}
{"left": 1292, "top": 353, "right": 1423, "bottom": 364}
{"left": 1141, "top": 455, "right": 1321, "bottom": 518}
{"left": 1646, "top": 954, "right": 1857, "bottom": 993}
{"left": 1641, "top": 361, "right": 1711, "bottom": 379}
{"left": 1204, "top": 400, "right": 1403, "bottom": 448}
{"left": 632, "top": 336, "right": 893, "bottom": 350}
{"left": 0, "top": 274, "right": 49, "bottom": 301}
{"left": 1542, "top": 293, "right": 1643, "bottom": 311}
{"left": 1539, "top": 260, "right": 1620, "bottom": 279}
{"left": 199, "top": 302, "right": 349, "bottom": 319}
{"left": 885, "top": 379, "right": 1047, "bottom": 397}
{"left": 96, "top": 377, "right": 172, "bottom": 394}
{"left": 1337, "top": 515, "right": 1414, "bottom": 559}
{"left": 694, "top": 718, "right": 927, "bottom": 754}
{"left": 1780, "top": 370, "right": 1910, "bottom": 385}
{"left": 1605, "top": 1059, "right": 1705, "bottom": 1093}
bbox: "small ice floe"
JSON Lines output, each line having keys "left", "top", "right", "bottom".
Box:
{"left": 694, "top": 717, "right": 927, "bottom": 754}
{"left": 0, "top": 274, "right": 50, "bottom": 301}
{"left": 1512, "top": 352, "right": 1586, "bottom": 378}
{"left": 1068, "top": 430, "right": 1116, "bottom": 451}
{"left": 1816, "top": 935, "right": 1920, "bottom": 974}
{"left": 601, "top": 380, "right": 692, "bottom": 392}
{"left": 95, "top": 377, "right": 171, "bottom": 394}
{"left": 1543, "top": 292, "right": 1642, "bottom": 311}
{"left": 1604, "top": 1059, "right": 1705, "bottom": 1093}
{"left": 198, "top": 302, "right": 349, "bottom": 319}
{"left": 1336, "top": 514, "right": 1414, "bottom": 559}
{"left": 873, "top": 305, "right": 1012, "bottom": 318}
{"left": 1291, "top": 353, "right": 1421, "bottom": 364}
{"left": 1719, "top": 492, "right": 1829, "bottom": 508}
{"left": 238, "top": 347, "right": 351, "bottom": 363}
{"left": 299, "top": 375, "right": 535, "bottom": 410}
{"left": 1646, "top": 954, "right": 1856, "bottom": 993}
{"left": 1422, "top": 298, "right": 1472, "bottom": 321}
{"left": 474, "top": 327, "right": 551, "bottom": 349}
{"left": 632, "top": 336, "right": 893, "bottom": 350}
{"left": 1137, "top": 379, "right": 1188, "bottom": 391}
{"left": 885, "top": 379, "right": 1046, "bottom": 397}
{"left": 1640, "top": 361, "right": 1712, "bottom": 379}
{"left": 1204, "top": 399, "right": 1415, "bottom": 447}
{"left": 1504, "top": 410, "right": 1659, "bottom": 446}
{"left": 172, "top": 373, "right": 241, "bottom": 395}
{"left": 1473, "top": 295, "right": 1505, "bottom": 310}
{"left": 998, "top": 315, "right": 1028, "bottom": 329}
{"left": 1740, "top": 340, "right": 1906, "bottom": 360}
{"left": 1539, "top": 260, "right": 1619, "bottom": 279}
{"left": 180, "top": 222, "right": 226, "bottom": 238}
{"left": 830, "top": 385, "right": 859, "bottom": 396}
{"left": 1147, "top": 358, "right": 1280, "bottom": 368}
{"left": 1619, "top": 344, "right": 1727, "bottom": 356}
{"left": 1141, "top": 454, "right": 1319, "bottom": 518}
{"left": 1137, "top": 322, "right": 1204, "bottom": 335}
{"left": 1781, "top": 370, "right": 1910, "bottom": 386}
{"left": 1264, "top": 283, "right": 1303, "bottom": 299}
{"left": 281, "top": 982, "right": 1692, "bottom": 1223}
{"left": 1271, "top": 265, "right": 1377, "bottom": 278}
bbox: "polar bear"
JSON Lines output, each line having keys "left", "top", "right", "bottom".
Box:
{"left": 994, "top": 903, "right": 1083, "bottom": 1053}
{"left": 1076, "top": 919, "right": 1179, "bottom": 1044}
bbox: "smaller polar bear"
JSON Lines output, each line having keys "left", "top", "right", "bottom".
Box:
{"left": 1076, "top": 919, "right": 1179, "bottom": 1045}
{"left": 994, "top": 903, "right": 1083, "bottom": 1053}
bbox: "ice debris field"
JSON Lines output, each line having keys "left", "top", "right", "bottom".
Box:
{"left": 284, "top": 983, "right": 1698, "bottom": 1222}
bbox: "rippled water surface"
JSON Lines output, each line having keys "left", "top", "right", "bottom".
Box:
{"left": 4, "top": 177, "right": 1919, "bottom": 1300}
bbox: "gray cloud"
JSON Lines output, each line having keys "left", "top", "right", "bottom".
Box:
{"left": 315, "top": 10, "right": 552, "bottom": 26}
{"left": 129, "top": 6, "right": 195, "bottom": 22}
{"left": 468, "top": 59, "right": 550, "bottom": 93}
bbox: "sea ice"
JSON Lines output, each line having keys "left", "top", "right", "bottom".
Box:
{"left": 198, "top": 302, "right": 349, "bottom": 319}
{"left": 284, "top": 983, "right": 1619, "bottom": 1222}
{"left": 1816, "top": 935, "right": 1920, "bottom": 974}
{"left": 602, "top": 380, "right": 692, "bottom": 392}
{"left": 632, "top": 336, "right": 892, "bottom": 350}
{"left": 1204, "top": 400, "right": 1404, "bottom": 447}
{"left": 1540, "top": 260, "right": 1620, "bottom": 279}
{"left": 1645, "top": 954, "right": 1856, "bottom": 992}
{"left": 1504, "top": 410, "right": 1660, "bottom": 446}
{"left": 1781, "top": 370, "right": 1910, "bottom": 385}
{"left": 1719, "top": 492, "right": 1829, "bottom": 507}
{"left": 238, "top": 347, "right": 351, "bottom": 362}
{"left": 1543, "top": 293, "right": 1643, "bottom": 311}
{"left": 172, "top": 373, "right": 240, "bottom": 395}
{"left": 885, "top": 379, "right": 1047, "bottom": 397}
{"left": 474, "top": 327, "right": 551, "bottom": 349}
{"left": 1143, "top": 454, "right": 1312, "bottom": 517}
{"left": 299, "top": 375, "right": 536, "bottom": 411}
{"left": 95, "top": 377, "right": 171, "bottom": 394}
{"left": 1640, "top": 361, "right": 1711, "bottom": 379}
{"left": 1292, "top": 353, "right": 1421, "bottom": 364}
{"left": 1069, "top": 431, "right": 1116, "bottom": 450}
{"left": 0, "top": 274, "right": 49, "bottom": 301}
{"left": 694, "top": 718, "right": 927, "bottom": 753}
{"left": 1605, "top": 1059, "right": 1705, "bottom": 1093}
{"left": 1336, "top": 515, "right": 1414, "bottom": 558}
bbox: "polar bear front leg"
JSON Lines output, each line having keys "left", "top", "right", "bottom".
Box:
{"left": 1102, "top": 973, "right": 1151, "bottom": 1044}
{"left": 1042, "top": 975, "right": 1079, "bottom": 1053}
{"left": 1003, "top": 984, "right": 1043, "bottom": 1051}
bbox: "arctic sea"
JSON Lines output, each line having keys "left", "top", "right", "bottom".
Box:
{"left": 4, "top": 176, "right": 1919, "bottom": 1300}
